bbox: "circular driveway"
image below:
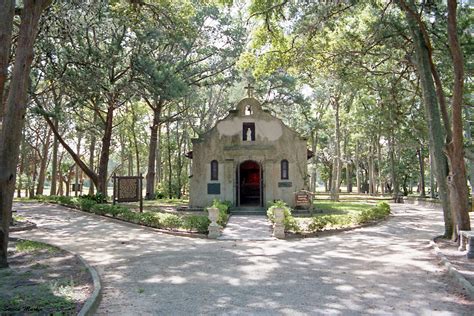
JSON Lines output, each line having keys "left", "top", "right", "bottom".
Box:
{"left": 12, "top": 202, "right": 473, "bottom": 315}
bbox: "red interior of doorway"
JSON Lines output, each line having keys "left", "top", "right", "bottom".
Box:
{"left": 240, "top": 161, "right": 261, "bottom": 206}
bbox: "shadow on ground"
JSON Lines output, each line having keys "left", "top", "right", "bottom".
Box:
{"left": 13, "top": 202, "right": 473, "bottom": 315}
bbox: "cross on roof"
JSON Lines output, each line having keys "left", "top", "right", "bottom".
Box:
{"left": 244, "top": 83, "right": 254, "bottom": 98}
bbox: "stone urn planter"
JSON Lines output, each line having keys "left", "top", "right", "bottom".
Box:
{"left": 207, "top": 207, "right": 221, "bottom": 239}
{"left": 273, "top": 207, "right": 285, "bottom": 239}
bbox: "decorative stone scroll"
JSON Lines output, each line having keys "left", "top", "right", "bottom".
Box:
{"left": 113, "top": 174, "right": 143, "bottom": 212}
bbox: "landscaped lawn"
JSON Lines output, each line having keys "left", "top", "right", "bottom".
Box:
{"left": 117, "top": 198, "right": 191, "bottom": 214}
{"left": 292, "top": 201, "right": 388, "bottom": 233}
{"left": 312, "top": 201, "right": 376, "bottom": 215}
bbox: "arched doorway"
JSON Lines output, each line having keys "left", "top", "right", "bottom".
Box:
{"left": 237, "top": 160, "right": 262, "bottom": 206}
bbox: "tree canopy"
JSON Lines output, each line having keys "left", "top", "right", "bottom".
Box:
{"left": 0, "top": 0, "right": 472, "bottom": 267}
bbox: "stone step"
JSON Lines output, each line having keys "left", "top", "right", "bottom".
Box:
{"left": 230, "top": 207, "right": 266, "bottom": 215}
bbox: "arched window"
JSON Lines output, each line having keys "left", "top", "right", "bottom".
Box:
{"left": 244, "top": 105, "right": 253, "bottom": 115}
{"left": 281, "top": 159, "right": 289, "bottom": 180}
{"left": 211, "top": 160, "right": 218, "bottom": 180}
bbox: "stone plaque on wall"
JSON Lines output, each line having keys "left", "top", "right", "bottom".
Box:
{"left": 278, "top": 182, "right": 292, "bottom": 188}
{"left": 208, "top": 183, "right": 221, "bottom": 195}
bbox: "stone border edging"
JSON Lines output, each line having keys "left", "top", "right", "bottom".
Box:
{"left": 77, "top": 254, "right": 102, "bottom": 316}
{"left": 285, "top": 215, "right": 391, "bottom": 239}
{"left": 49, "top": 202, "right": 209, "bottom": 239}
{"left": 9, "top": 220, "right": 37, "bottom": 232}
{"left": 429, "top": 239, "right": 474, "bottom": 299}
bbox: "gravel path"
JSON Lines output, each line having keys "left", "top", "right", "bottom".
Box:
{"left": 218, "top": 215, "right": 274, "bottom": 240}
{"left": 12, "top": 202, "right": 473, "bottom": 315}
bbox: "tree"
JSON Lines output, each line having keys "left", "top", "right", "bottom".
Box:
{"left": 0, "top": 0, "right": 53, "bottom": 268}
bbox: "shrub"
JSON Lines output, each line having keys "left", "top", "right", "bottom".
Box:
{"left": 78, "top": 198, "right": 97, "bottom": 212}
{"left": 36, "top": 195, "right": 61, "bottom": 203}
{"left": 308, "top": 214, "right": 354, "bottom": 232}
{"left": 137, "top": 212, "right": 161, "bottom": 227}
{"left": 118, "top": 209, "right": 138, "bottom": 222}
{"left": 183, "top": 215, "right": 210, "bottom": 233}
{"left": 79, "top": 193, "right": 107, "bottom": 204}
{"left": 267, "top": 200, "right": 300, "bottom": 232}
{"left": 160, "top": 214, "right": 184, "bottom": 229}
{"left": 108, "top": 205, "right": 129, "bottom": 218}
{"left": 57, "top": 196, "right": 76, "bottom": 206}
{"left": 308, "top": 202, "right": 390, "bottom": 232}
{"left": 90, "top": 204, "right": 112, "bottom": 216}
{"left": 356, "top": 202, "right": 391, "bottom": 224}
{"left": 206, "top": 199, "right": 230, "bottom": 227}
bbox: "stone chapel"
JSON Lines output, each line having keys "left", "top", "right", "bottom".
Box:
{"left": 188, "top": 94, "right": 312, "bottom": 209}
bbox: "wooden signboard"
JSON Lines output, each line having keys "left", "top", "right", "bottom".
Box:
{"left": 113, "top": 174, "right": 143, "bottom": 212}
{"left": 71, "top": 183, "right": 82, "bottom": 192}
{"left": 295, "top": 190, "right": 313, "bottom": 209}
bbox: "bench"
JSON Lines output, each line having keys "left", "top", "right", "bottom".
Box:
{"left": 458, "top": 230, "right": 474, "bottom": 259}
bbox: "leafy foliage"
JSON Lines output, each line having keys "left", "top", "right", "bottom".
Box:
{"left": 308, "top": 202, "right": 391, "bottom": 232}
{"left": 267, "top": 200, "right": 300, "bottom": 232}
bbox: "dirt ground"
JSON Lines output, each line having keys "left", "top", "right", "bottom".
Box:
{"left": 0, "top": 239, "right": 93, "bottom": 314}
{"left": 435, "top": 238, "right": 474, "bottom": 288}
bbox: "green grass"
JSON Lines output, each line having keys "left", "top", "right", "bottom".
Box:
{"left": 293, "top": 201, "right": 390, "bottom": 232}
{"left": 15, "top": 240, "right": 59, "bottom": 253}
{"left": 312, "top": 201, "right": 375, "bottom": 215}
{"left": 12, "top": 214, "right": 26, "bottom": 222}
{"left": 0, "top": 283, "right": 76, "bottom": 313}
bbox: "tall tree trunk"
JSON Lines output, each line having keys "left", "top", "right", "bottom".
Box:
{"left": 156, "top": 126, "right": 162, "bottom": 185}
{"left": 0, "top": 0, "right": 14, "bottom": 119}
{"left": 355, "top": 141, "right": 361, "bottom": 194}
{"left": 166, "top": 116, "right": 173, "bottom": 198}
{"left": 30, "top": 150, "right": 37, "bottom": 198}
{"left": 50, "top": 118, "right": 59, "bottom": 196}
{"left": 343, "top": 129, "right": 352, "bottom": 193}
{"left": 429, "top": 148, "right": 436, "bottom": 198}
{"left": 57, "top": 153, "right": 64, "bottom": 196}
{"left": 309, "top": 130, "right": 318, "bottom": 192}
{"left": 377, "top": 135, "right": 384, "bottom": 195}
{"left": 176, "top": 120, "right": 183, "bottom": 199}
{"left": 17, "top": 153, "right": 24, "bottom": 198}
{"left": 43, "top": 113, "right": 99, "bottom": 191}
{"left": 36, "top": 128, "right": 52, "bottom": 195}
{"left": 25, "top": 154, "right": 32, "bottom": 198}
{"left": 0, "top": 0, "right": 52, "bottom": 268}
{"left": 146, "top": 101, "right": 163, "bottom": 199}
{"left": 389, "top": 135, "right": 399, "bottom": 199}
{"left": 369, "top": 143, "right": 375, "bottom": 196}
{"left": 400, "top": 0, "right": 452, "bottom": 237}
{"left": 74, "top": 132, "right": 82, "bottom": 197}
{"left": 417, "top": 147, "right": 426, "bottom": 197}
{"left": 445, "top": 0, "right": 471, "bottom": 233}
{"left": 131, "top": 106, "right": 140, "bottom": 177}
{"left": 97, "top": 105, "right": 114, "bottom": 196}
{"left": 330, "top": 97, "right": 341, "bottom": 201}
{"left": 88, "top": 113, "right": 97, "bottom": 195}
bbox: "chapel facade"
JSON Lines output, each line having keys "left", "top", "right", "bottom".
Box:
{"left": 188, "top": 95, "right": 311, "bottom": 209}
